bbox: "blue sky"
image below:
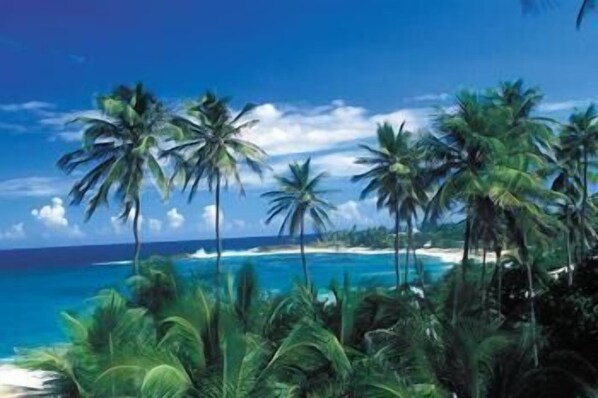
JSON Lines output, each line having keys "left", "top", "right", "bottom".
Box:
{"left": 0, "top": 0, "right": 597, "bottom": 249}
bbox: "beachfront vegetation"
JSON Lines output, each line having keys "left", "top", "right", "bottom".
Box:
{"left": 47, "top": 79, "right": 597, "bottom": 396}
{"left": 263, "top": 158, "right": 335, "bottom": 288}
{"left": 19, "top": 253, "right": 598, "bottom": 397}
{"left": 58, "top": 84, "right": 173, "bottom": 272}
{"left": 352, "top": 122, "right": 426, "bottom": 291}
{"left": 164, "top": 91, "right": 268, "bottom": 278}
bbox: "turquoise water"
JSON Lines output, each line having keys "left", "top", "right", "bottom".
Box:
{"left": 0, "top": 241, "right": 452, "bottom": 357}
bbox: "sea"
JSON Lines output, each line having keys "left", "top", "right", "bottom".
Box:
{"left": 0, "top": 235, "right": 453, "bottom": 357}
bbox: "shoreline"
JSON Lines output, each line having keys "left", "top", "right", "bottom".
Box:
{"left": 188, "top": 244, "right": 474, "bottom": 264}
{"left": 0, "top": 363, "right": 48, "bottom": 397}
{"left": 3, "top": 244, "right": 475, "bottom": 393}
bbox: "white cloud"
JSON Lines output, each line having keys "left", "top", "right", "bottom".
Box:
{"left": 331, "top": 199, "right": 391, "bottom": 229}
{"left": 0, "top": 223, "right": 26, "bottom": 240}
{"left": 39, "top": 109, "right": 104, "bottom": 128}
{"left": 31, "top": 197, "right": 68, "bottom": 228}
{"left": 407, "top": 93, "right": 451, "bottom": 102}
{"left": 202, "top": 205, "right": 223, "bottom": 230}
{"left": 241, "top": 102, "right": 429, "bottom": 157}
{"left": 0, "top": 101, "right": 54, "bottom": 112}
{"left": 538, "top": 99, "right": 593, "bottom": 113}
{"left": 148, "top": 218, "right": 162, "bottom": 234}
{"left": 310, "top": 152, "right": 367, "bottom": 177}
{"left": 31, "top": 197, "right": 85, "bottom": 237}
{"left": 0, "top": 177, "right": 71, "bottom": 198}
{"left": 335, "top": 200, "right": 362, "bottom": 221}
{"left": 166, "top": 208, "right": 185, "bottom": 229}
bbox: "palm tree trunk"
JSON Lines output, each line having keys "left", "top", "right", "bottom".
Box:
{"left": 566, "top": 228, "right": 573, "bottom": 287}
{"left": 404, "top": 219, "right": 411, "bottom": 287}
{"left": 300, "top": 215, "right": 310, "bottom": 288}
{"left": 496, "top": 247, "right": 503, "bottom": 319}
{"left": 133, "top": 198, "right": 141, "bottom": 274}
{"left": 481, "top": 247, "right": 487, "bottom": 307}
{"left": 215, "top": 172, "right": 222, "bottom": 277}
{"left": 452, "top": 216, "right": 471, "bottom": 324}
{"left": 394, "top": 208, "right": 401, "bottom": 292}
{"left": 581, "top": 151, "right": 588, "bottom": 259}
{"left": 462, "top": 217, "right": 471, "bottom": 281}
{"left": 525, "top": 259, "right": 539, "bottom": 367}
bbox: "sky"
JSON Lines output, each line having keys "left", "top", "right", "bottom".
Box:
{"left": 0, "top": 0, "right": 597, "bottom": 249}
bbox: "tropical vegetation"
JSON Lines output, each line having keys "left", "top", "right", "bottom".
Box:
{"left": 41, "top": 79, "right": 598, "bottom": 396}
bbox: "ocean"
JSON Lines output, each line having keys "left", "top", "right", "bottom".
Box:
{"left": 0, "top": 235, "right": 453, "bottom": 357}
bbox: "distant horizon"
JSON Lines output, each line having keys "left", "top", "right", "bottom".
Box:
{"left": 1, "top": 0, "right": 597, "bottom": 249}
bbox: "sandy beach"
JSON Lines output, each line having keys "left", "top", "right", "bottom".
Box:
{"left": 189, "top": 244, "right": 492, "bottom": 264}
{"left": 0, "top": 364, "right": 48, "bottom": 397}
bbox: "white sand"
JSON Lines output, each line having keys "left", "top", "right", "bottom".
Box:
{"left": 188, "top": 245, "right": 476, "bottom": 263}
{"left": 0, "top": 364, "right": 49, "bottom": 396}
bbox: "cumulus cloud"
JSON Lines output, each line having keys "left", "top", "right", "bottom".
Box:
{"left": 31, "top": 197, "right": 68, "bottom": 228}
{"left": 331, "top": 199, "right": 391, "bottom": 229}
{"left": 241, "top": 102, "right": 429, "bottom": 157}
{"left": 202, "top": 205, "right": 223, "bottom": 229}
{"left": 0, "top": 223, "right": 26, "bottom": 240}
{"left": 148, "top": 218, "right": 162, "bottom": 234}
{"left": 167, "top": 208, "right": 185, "bottom": 229}
{"left": 31, "top": 197, "right": 84, "bottom": 237}
{"left": 310, "top": 152, "right": 367, "bottom": 177}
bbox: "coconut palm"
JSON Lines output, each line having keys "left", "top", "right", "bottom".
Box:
{"left": 166, "top": 91, "right": 268, "bottom": 277}
{"left": 262, "top": 158, "right": 335, "bottom": 288}
{"left": 398, "top": 160, "right": 429, "bottom": 288}
{"left": 352, "top": 122, "right": 416, "bottom": 291}
{"left": 420, "top": 92, "right": 509, "bottom": 325}
{"left": 560, "top": 105, "right": 598, "bottom": 258}
{"left": 489, "top": 159, "right": 558, "bottom": 366}
{"left": 58, "top": 83, "right": 171, "bottom": 272}
{"left": 422, "top": 92, "right": 507, "bottom": 278}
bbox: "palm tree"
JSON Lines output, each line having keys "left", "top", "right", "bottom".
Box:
{"left": 58, "top": 83, "right": 171, "bottom": 272}
{"left": 352, "top": 122, "right": 415, "bottom": 292}
{"left": 420, "top": 92, "right": 508, "bottom": 324}
{"left": 398, "top": 158, "right": 429, "bottom": 289}
{"left": 262, "top": 158, "right": 335, "bottom": 288}
{"left": 560, "top": 105, "right": 598, "bottom": 259}
{"left": 166, "top": 91, "right": 268, "bottom": 277}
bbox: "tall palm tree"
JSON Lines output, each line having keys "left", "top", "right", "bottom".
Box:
{"left": 262, "top": 158, "right": 335, "bottom": 288}
{"left": 166, "top": 91, "right": 267, "bottom": 277}
{"left": 560, "top": 105, "right": 598, "bottom": 259}
{"left": 550, "top": 155, "right": 583, "bottom": 285}
{"left": 488, "top": 79, "right": 556, "bottom": 312}
{"left": 421, "top": 92, "right": 507, "bottom": 323}
{"left": 58, "top": 83, "right": 171, "bottom": 272}
{"left": 488, "top": 147, "right": 558, "bottom": 367}
{"left": 352, "top": 122, "right": 415, "bottom": 292}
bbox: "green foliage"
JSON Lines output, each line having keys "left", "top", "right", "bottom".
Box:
{"left": 20, "top": 253, "right": 598, "bottom": 397}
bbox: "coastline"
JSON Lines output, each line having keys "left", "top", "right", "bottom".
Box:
{"left": 0, "top": 363, "right": 48, "bottom": 397}
{"left": 2, "top": 244, "right": 473, "bottom": 393}
{"left": 188, "top": 244, "right": 475, "bottom": 264}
